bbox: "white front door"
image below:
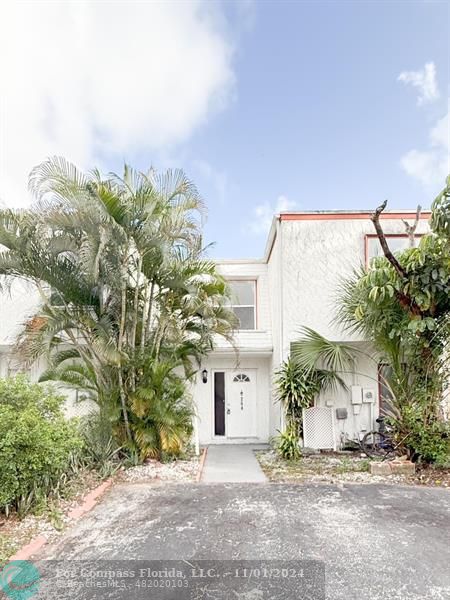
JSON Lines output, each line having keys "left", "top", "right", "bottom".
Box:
{"left": 226, "top": 370, "right": 257, "bottom": 438}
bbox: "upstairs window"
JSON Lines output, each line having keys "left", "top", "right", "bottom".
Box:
{"left": 366, "top": 234, "right": 423, "bottom": 265}
{"left": 228, "top": 280, "right": 256, "bottom": 330}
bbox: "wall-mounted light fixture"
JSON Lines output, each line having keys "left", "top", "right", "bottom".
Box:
{"left": 201, "top": 369, "right": 208, "bottom": 384}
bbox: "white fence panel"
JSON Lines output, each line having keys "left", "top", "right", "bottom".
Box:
{"left": 302, "top": 407, "right": 336, "bottom": 450}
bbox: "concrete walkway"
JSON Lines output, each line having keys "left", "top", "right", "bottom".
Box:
{"left": 201, "top": 444, "right": 268, "bottom": 483}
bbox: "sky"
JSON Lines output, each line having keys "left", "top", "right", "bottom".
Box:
{"left": 0, "top": 0, "right": 449, "bottom": 258}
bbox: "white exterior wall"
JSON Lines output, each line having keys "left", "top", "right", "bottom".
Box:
{"left": 272, "top": 214, "right": 430, "bottom": 446}
{"left": 279, "top": 217, "right": 430, "bottom": 352}
{"left": 0, "top": 279, "right": 42, "bottom": 379}
{"left": 0, "top": 280, "right": 92, "bottom": 418}
{"left": 314, "top": 350, "right": 380, "bottom": 445}
{"left": 213, "top": 260, "right": 272, "bottom": 353}
{"left": 267, "top": 223, "right": 283, "bottom": 433}
{"left": 0, "top": 280, "right": 41, "bottom": 347}
{"left": 192, "top": 260, "right": 275, "bottom": 443}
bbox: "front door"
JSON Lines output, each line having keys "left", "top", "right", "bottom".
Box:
{"left": 226, "top": 370, "right": 257, "bottom": 438}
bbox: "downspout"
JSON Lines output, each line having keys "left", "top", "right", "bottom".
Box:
{"left": 278, "top": 216, "right": 284, "bottom": 367}
{"left": 278, "top": 216, "right": 285, "bottom": 431}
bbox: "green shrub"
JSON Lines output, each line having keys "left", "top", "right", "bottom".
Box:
{"left": 273, "top": 425, "right": 302, "bottom": 461}
{"left": 128, "top": 361, "right": 194, "bottom": 461}
{"left": 388, "top": 402, "right": 450, "bottom": 465}
{"left": 0, "top": 377, "right": 83, "bottom": 515}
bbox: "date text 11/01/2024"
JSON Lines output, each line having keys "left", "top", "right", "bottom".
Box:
{"left": 192, "top": 567, "right": 307, "bottom": 579}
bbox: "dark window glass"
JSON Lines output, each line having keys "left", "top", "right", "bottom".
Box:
{"left": 214, "top": 372, "right": 225, "bottom": 436}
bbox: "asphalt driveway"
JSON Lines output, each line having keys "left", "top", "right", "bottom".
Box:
{"left": 34, "top": 483, "right": 449, "bottom": 600}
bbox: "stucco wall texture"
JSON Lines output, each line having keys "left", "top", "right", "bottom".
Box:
{"left": 279, "top": 216, "right": 430, "bottom": 350}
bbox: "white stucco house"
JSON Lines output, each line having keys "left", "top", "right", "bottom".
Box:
{"left": 0, "top": 209, "right": 431, "bottom": 449}
{"left": 192, "top": 209, "right": 431, "bottom": 448}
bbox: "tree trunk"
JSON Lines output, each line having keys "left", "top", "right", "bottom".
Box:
{"left": 118, "top": 257, "right": 132, "bottom": 441}
{"left": 371, "top": 201, "right": 408, "bottom": 278}
{"left": 144, "top": 280, "right": 155, "bottom": 345}
{"left": 371, "top": 201, "right": 422, "bottom": 316}
{"left": 402, "top": 205, "right": 422, "bottom": 248}
{"left": 130, "top": 255, "right": 143, "bottom": 351}
{"left": 130, "top": 255, "right": 143, "bottom": 391}
{"left": 118, "top": 368, "right": 132, "bottom": 442}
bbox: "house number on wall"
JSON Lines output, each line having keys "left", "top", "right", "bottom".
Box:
{"left": 240, "top": 390, "right": 244, "bottom": 410}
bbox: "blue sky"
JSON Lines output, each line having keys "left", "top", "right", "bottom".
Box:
{"left": 182, "top": 1, "right": 449, "bottom": 257}
{"left": 1, "top": 1, "right": 449, "bottom": 258}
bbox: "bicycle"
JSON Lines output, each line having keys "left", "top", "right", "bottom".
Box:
{"left": 361, "top": 417, "right": 411, "bottom": 461}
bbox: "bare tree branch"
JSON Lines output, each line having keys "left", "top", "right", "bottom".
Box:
{"left": 401, "top": 204, "right": 422, "bottom": 248}
{"left": 371, "top": 200, "right": 408, "bottom": 278}
{"left": 371, "top": 200, "right": 423, "bottom": 316}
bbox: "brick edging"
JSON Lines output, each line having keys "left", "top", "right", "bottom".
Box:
{"left": 196, "top": 447, "right": 208, "bottom": 483}
{"left": 67, "top": 478, "right": 113, "bottom": 519}
{"left": 7, "top": 536, "right": 47, "bottom": 562}
{"left": 6, "top": 477, "right": 114, "bottom": 563}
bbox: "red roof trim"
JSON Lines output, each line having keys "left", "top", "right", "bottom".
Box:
{"left": 280, "top": 212, "right": 431, "bottom": 221}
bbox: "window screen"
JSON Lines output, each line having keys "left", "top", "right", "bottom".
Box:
{"left": 228, "top": 281, "right": 256, "bottom": 330}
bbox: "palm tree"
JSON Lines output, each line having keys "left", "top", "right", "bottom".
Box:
{"left": 0, "top": 157, "right": 237, "bottom": 458}
{"left": 276, "top": 328, "right": 354, "bottom": 435}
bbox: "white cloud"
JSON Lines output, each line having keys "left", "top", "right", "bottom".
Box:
{"left": 250, "top": 195, "right": 298, "bottom": 234}
{"left": 0, "top": 1, "right": 236, "bottom": 207}
{"left": 400, "top": 108, "right": 450, "bottom": 187}
{"left": 398, "top": 62, "right": 440, "bottom": 105}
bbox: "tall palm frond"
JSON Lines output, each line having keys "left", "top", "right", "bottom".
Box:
{"left": 291, "top": 326, "right": 357, "bottom": 373}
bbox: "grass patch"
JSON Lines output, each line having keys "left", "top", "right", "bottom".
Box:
{"left": 256, "top": 450, "right": 450, "bottom": 487}
{"left": 256, "top": 450, "right": 373, "bottom": 483}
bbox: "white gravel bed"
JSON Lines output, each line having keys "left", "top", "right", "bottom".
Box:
{"left": 121, "top": 456, "right": 200, "bottom": 483}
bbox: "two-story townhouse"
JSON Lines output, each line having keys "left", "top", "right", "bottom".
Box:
{"left": 192, "top": 210, "right": 431, "bottom": 448}
{"left": 0, "top": 209, "right": 431, "bottom": 447}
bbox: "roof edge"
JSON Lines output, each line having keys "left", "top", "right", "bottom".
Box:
{"left": 280, "top": 209, "right": 431, "bottom": 221}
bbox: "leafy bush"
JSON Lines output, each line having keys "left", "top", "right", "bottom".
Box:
{"left": 0, "top": 377, "right": 83, "bottom": 515}
{"left": 128, "top": 361, "right": 194, "bottom": 461}
{"left": 273, "top": 425, "right": 301, "bottom": 461}
{"left": 388, "top": 403, "right": 450, "bottom": 465}
{"left": 275, "top": 355, "right": 347, "bottom": 438}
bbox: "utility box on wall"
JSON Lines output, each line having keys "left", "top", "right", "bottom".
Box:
{"left": 362, "top": 388, "right": 375, "bottom": 403}
{"left": 351, "top": 386, "right": 362, "bottom": 405}
{"left": 336, "top": 407, "right": 348, "bottom": 420}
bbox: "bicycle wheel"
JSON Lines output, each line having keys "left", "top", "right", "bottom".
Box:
{"left": 361, "top": 431, "right": 392, "bottom": 458}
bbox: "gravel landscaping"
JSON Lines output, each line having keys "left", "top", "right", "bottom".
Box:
{"left": 256, "top": 449, "right": 450, "bottom": 487}
{"left": 120, "top": 455, "right": 201, "bottom": 483}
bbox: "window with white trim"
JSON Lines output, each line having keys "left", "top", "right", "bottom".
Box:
{"left": 366, "top": 235, "right": 422, "bottom": 264}
{"left": 228, "top": 280, "right": 256, "bottom": 330}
